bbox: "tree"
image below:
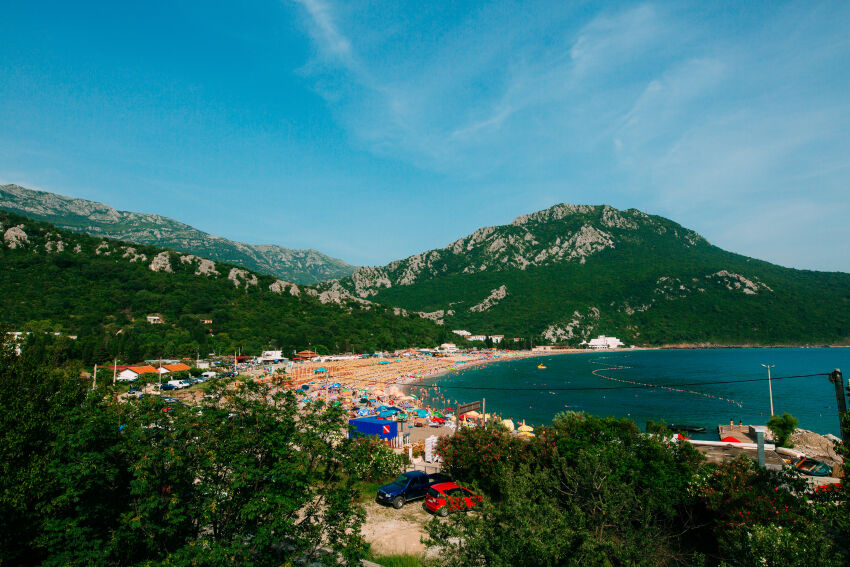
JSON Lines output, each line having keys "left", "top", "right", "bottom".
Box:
{"left": 0, "top": 335, "right": 373, "bottom": 566}
{"left": 767, "top": 412, "right": 799, "bottom": 447}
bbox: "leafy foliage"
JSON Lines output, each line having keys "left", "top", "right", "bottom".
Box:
{"left": 428, "top": 411, "right": 845, "bottom": 566}
{"left": 0, "top": 336, "right": 375, "bottom": 566}
{"left": 766, "top": 412, "right": 799, "bottom": 447}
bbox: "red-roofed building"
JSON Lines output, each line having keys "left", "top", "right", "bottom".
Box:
{"left": 117, "top": 365, "right": 159, "bottom": 382}
{"left": 160, "top": 363, "right": 191, "bottom": 374}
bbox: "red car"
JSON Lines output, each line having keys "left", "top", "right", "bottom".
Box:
{"left": 424, "top": 482, "right": 482, "bottom": 516}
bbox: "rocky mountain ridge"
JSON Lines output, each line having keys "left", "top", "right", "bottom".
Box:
{"left": 0, "top": 184, "right": 356, "bottom": 284}
{"left": 321, "top": 203, "right": 850, "bottom": 346}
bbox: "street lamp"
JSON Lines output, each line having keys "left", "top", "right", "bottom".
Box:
{"left": 761, "top": 364, "right": 775, "bottom": 416}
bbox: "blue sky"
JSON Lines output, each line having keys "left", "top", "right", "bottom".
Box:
{"left": 1, "top": 1, "right": 849, "bottom": 271}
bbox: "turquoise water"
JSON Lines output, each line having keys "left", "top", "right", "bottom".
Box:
{"left": 412, "top": 348, "right": 849, "bottom": 437}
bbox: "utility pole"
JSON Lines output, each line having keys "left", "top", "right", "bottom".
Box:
{"left": 829, "top": 369, "right": 847, "bottom": 442}
{"left": 761, "top": 364, "right": 775, "bottom": 416}
{"left": 92, "top": 364, "right": 97, "bottom": 390}
{"left": 112, "top": 357, "right": 117, "bottom": 386}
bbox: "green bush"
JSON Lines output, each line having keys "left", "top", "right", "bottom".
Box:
{"left": 767, "top": 413, "right": 799, "bottom": 447}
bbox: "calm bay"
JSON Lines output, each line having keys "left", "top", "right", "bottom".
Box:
{"left": 416, "top": 348, "right": 850, "bottom": 437}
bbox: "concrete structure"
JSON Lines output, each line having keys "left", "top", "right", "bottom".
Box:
{"left": 146, "top": 315, "right": 163, "bottom": 324}
{"left": 452, "top": 330, "right": 471, "bottom": 337}
{"left": 258, "top": 350, "right": 286, "bottom": 363}
{"left": 439, "top": 343, "right": 459, "bottom": 353}
{"left": 583, "top": 335, "right": 625, "bottom": 349}
{"left": 532, "top": 345, "right": 554, "bottom": 352}
{"left": 468, "top": 335, "right": 486, "bottom": 342}
{"left": 489, "top": 335, "right": 505, "bottom": 344}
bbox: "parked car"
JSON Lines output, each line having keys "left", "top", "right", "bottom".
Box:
{"left": 376, "top": 471, "right": 452, "bottom": 509}
{"left": 159, "top": 383, "right": 178, "bottom": 391}
{"left": 424, "top": 482, "right": 482, "bottom": 517}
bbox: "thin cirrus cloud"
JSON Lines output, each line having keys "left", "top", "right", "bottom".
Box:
{"left": 289, "top": 1, "right": 850, "bottom": 272}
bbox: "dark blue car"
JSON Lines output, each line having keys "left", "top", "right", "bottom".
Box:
{"left": 376, "top": 471, "right": 452, "bottom": 509}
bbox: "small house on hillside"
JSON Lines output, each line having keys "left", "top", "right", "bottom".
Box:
{"left": 117, "top": 365, "right": 159, "bottom": 381}
{"left": 146, "top": 315, "right": 163, "bottom": 324}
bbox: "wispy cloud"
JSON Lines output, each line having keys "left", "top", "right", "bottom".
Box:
{"left": 288, "top": 0, "right": 850, "bottom": 270}
{"left": 291, "top": 0, "right": 354, "bottom": 66}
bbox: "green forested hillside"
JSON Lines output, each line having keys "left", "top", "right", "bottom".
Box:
{"left": 329, "top": 204, "right": 850, "bottom": 345}
{"left": 0, "top": 212, "right": 450, "bottom": 363}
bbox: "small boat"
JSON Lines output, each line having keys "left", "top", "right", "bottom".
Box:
{"left": 792, "top": 457, "right": 833, "bottom": 477}
{"left": 537, "top": 364, "right": 547, "bottom": 369}
{"left": 668, "top": 424, "right": 706, "bottom": 433}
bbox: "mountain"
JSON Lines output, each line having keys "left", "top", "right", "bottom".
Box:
{"left": 0, "top": 184, "right": 356, "bottom": 284}
{"left": 322, "top": 204, "right": 850, "bottom": 346}
{"left": 0, "top": 211, "right": 449, "bottom": 362}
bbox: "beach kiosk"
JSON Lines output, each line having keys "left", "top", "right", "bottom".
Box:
{"left": 348, "top": 417, "right": 400, "bottom": 442}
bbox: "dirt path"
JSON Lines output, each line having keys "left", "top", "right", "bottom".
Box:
{"left": 361, "top": 500, "right": 434, "bottom": 556}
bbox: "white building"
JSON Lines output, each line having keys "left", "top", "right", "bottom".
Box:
{"left": 439, "top": 343, "right": 459, "bottom": 353}
{"left": 584, "top": 335, "right": 625, "bottom": 349}
{"left": 452, "top": 330, "right": 471, "bottom": 337}
{"left": 489, "top": 335, "right": 505, "bottom": 344}
{"left": 146, "top": 315, "right": 163, "bottom": 324}
{"left": 258, "top": 350, "right": 286, "bottom": 363}
{"left": 468, "top": 335, "right": 486, "bottom": 342}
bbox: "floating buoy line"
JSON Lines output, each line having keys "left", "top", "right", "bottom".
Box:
{"left": 591, "top": 357, "right": 744, "bottom": 407}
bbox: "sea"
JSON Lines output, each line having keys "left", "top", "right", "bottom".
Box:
{"left": 412, "top": 348, "right": 850, "bottom": 438}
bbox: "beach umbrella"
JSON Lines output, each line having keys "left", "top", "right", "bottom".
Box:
{"left": 359, "top": 398, "right": 369, "bottom": 403}
{"left": 465, "top": 410, "right": 481, "bottom": 419}
{"left": 396, "top": 413, "right": 408, "bottom": 421}
{"left": 413, "top": 409, "right": 429, "bottom": 418}
{"left": 431, "top": 417, "right": 446, "bottom": 424}
{"left": 357, "top": 408, "right": 371, "bottom": 416}
{"left": 517, "top": 431, "right": 535, "bottom": 438}
{"left": 378, "top": 410, "right": 398, "bottom": 418}
{"left": 431, "top": 411, "right": 445, "bottom": 418}
{"left": 409, "top": 394, "right": 418, "bottom": 399}
{"left": 373, "top": 389, "right": 385, "bottom": 396}
{"left": 518, "top": 424, "right": 534, "bottom": 433}
{"left": 720, "top": 436, "right": 742, "bottom": 443}
{"left": 502, "top": 419, "right": 515, "bottom": 432}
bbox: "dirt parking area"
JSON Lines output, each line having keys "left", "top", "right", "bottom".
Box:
{"left": 361, "top": 499, "right": 435, "bottom": 556}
